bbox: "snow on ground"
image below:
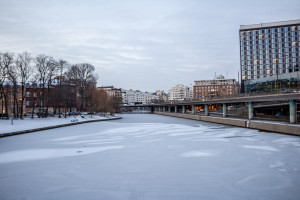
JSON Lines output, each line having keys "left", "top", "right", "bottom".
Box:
{"left": 0, "top": 114, "right": 300, "bottom": 200}
{"left": 0, "top": 115, "right": 116, "bottom": 134}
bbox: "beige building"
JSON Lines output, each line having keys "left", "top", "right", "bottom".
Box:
{"left": 168, "top": 84, "right": 192, "bottom": 101}
{"left": 97, "top": 86, "right": 122, "bottom": 98}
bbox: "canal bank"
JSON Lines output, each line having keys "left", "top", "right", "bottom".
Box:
{"left": 0, "top": 116, "right": 122, "bottom": 138}
{"left": 154, "top": 112, "right": 300, "bottom": 136}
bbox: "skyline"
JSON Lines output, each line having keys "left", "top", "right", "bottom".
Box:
{"left": 1, "top": 0, "right": 300, "bottom": 92}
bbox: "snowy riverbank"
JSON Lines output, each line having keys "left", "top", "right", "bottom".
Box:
{"left": 0, "top": 115, "right": 120, "bottom": 134}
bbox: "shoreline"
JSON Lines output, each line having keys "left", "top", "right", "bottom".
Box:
{"left": 154, "top": 112, "right": 300, "bottom": 136}
{"left": 0, "top": 116, "right": 122, "bottom": 138}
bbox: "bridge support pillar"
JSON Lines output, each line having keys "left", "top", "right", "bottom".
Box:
{"left": 163, "top": 106, "right": 166, "bottom": 112}
{"left": 159, "top": 106, "right": 162, "bottom": 112}
{"left": 222, "top": 103, "right": 227, "bottom": 117}
{"left": 182, "top": 105, "right": 185, "bottom": 114}
{"left": 175, "top": 106, "right": 177, "bottom": 113}
{"left": 204, "top": 104, "right": 209, "bottom": 116}
{"left": 248, "top": 102, "right": 253, "bottom": 120}
{"left": 289, "top": 100, "right": 296, "bottom": 124}
{"left": 192, "top": 105, "right": 195, "bottom": 115}
{"left": 168, "top": 106, "right": 171, "bottom": 112}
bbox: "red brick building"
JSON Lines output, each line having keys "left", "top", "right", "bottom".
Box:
{"left": 193, "top": 76, "right": 236, "bottom": 100}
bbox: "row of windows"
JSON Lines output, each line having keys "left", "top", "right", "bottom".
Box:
{"left": 242, "top": 60, "right": 299, "bottom": 66}
{"left": 241, "top": 56, "right": 299, "bottom": 62}
{"left": 241, "top": 39, "right": 299, "bottom": 46}
{"left": 241, "top": 46, "right": 299, "bottom": 52}
{"left": 241, "top": 68, "right": 300, "bottom": 80}
{"left": 242, "top": 45, "right": 299, "bottom": 51}
{"left": 241, "top": 39, "right": 299, "bottom": 47}
{"left": 240, "top": 40, "right": 300, "bottom": 49}
{"left": 242, "top": 47, "right": 298, "bottom": 52}
{"left": 240, "top": 26, "right": 300, "bottom": 36}
{"left": 242, "top": 64, "right": 299, "bottom": 69}
{"left": 241, "top": 32, "right": 299, "bottom": 40}
{"left": 242, "top": 52, "right": 299, "bottom": 57}
{"left": 241, "top": 54, "right": 299, "bottom": 60}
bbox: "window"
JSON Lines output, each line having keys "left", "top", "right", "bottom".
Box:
{"left": 26, "top": 92, "right": 30, "bottom": 98}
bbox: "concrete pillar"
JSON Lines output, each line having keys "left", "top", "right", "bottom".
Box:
{"left": 289, "top": 100, "right": 296, "bottom": 124}
{"left": 205, "top": 104, "right": 209, "bottom": 116}
{"left": 248, "top": 102, "right": 253, "bottom": 120}
{"left": 159, "top": 106, "right": 162, "bottom": 112}
{"left": 175, "top": 106, "right": 177, "bottom": 113}
{"left": 163, "top": 106, "right": 166, "bottom": 112}
{"left": 192, "top": 105, "right": 195, "bottom": 115}
{"left": 182, "top": 105, "right": 185, "bottom": 114}
{"left": 168, "top": 106, "right": 171, "bottom": 112}
{"left": 222, "top": 103, "right": 227, "bottom": 117}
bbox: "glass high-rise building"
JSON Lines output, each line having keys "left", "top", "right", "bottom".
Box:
{"left": 239, "top": 20, "right": 300, "bottom": 93}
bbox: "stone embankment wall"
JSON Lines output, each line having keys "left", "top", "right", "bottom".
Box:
{"left": 155, "top": 112, "right": 300, "bottom": 136}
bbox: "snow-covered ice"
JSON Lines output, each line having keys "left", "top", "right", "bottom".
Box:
{"left": 0, "top": 114, "right": 300, "bottom": 200}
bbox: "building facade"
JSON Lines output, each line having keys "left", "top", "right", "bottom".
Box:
{"left": 240, "top": 19, "right": 300, "bottom": 93}
{"left": 168, "top": 84, "right": 192, "bottom": 101}
{"left": 97, "top": 86, "right": 122, "bottom": 99}
{"left": 122, "top": 89, "right": 158, "bottom": 105}
{"left": 193, "top": 75, "right": 236, "bottom": 100}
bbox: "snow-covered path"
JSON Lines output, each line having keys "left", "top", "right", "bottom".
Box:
{"left": 0, "top": 114, "right": 300, "bottom": 200}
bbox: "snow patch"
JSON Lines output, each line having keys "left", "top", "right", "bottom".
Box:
{"left": 180, "top": 150, "right": 217, "bottom": 158}
{"left": 0, "top": 146, "right": 124, "bottom": 164}
{"left": 241, "top": 145, "right": 280, "bottom": 152}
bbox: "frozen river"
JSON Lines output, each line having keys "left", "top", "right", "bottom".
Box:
{"left": 1, "top": 114, "right": 300, "bottom": 200}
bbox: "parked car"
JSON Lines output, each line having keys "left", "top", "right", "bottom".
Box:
{"left": 282, "top": 89, "right": 298, "bottom": 93}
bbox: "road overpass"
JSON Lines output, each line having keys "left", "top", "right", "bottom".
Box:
{"left": 124, "top": 93, "right": 300, "bottom": 124}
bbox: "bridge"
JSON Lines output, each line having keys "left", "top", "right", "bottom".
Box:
{"left": 124, "top": 93, "right": 300, "bottom": 124}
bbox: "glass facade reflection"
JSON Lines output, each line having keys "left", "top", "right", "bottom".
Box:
{"left": 240, "top": 20, "right": 300, "bottom": 92}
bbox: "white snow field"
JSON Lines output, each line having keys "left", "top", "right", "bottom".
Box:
{"left": 0, "top": 115, "right": 113, "bottom": 134}
{"left": 0, "top": 114, "right": 300, "bottom": 200}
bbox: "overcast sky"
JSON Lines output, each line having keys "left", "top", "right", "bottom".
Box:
{"left": 0, "top": 0, "right": 299, "bottom": 92}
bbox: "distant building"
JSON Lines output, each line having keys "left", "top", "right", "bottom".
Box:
{"left": 122, "top": 89, "right": 158, "bottom": 105}
{"left": 168, "top": 84, "right": 192, "bottom": 101}
{"left": 239, "top": 19, "right": 300, "bottom": 93}
{"left": 193, "top": 75, "right": 236, "bottom": 100}
{"left": 97, "top": 86, "right": 122, "bottom": 99}
{"left": 155, "top": 90, "right": 168, "bottom": 103}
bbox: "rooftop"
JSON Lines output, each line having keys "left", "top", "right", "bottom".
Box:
{"left": 240, "top": 19, "right": 300, "bottom": 30}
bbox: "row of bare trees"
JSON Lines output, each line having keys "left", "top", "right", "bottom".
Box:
{"left": 0, "top": 51, "right": 105, "bottom": 119}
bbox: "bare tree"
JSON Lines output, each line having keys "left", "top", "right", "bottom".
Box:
{"left": 45, "top": 57, "right": 58, "bottom": 117}
{"left": 0, "top": 53, "right": 9, "bottom": 119}
{"left": 2, "top": 53, "right": 17, "bottom": 118}
{"left": 34, "top": 54, "right": 49, "bottom": 118}
{"left": 57, "top": 60, "right": 68, "bottom": 118}
{"left": 15, "top": 52, "right": 32, "bottom": 119}
{"left": 67, "top": 63, "right": 97, "bottom": 111}
{"left": 7, "top": 63, "right": 19, "bottom": 118}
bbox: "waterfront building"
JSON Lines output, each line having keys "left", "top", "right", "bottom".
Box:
{"left": 168, "top": 84, "right": 192, "bottom": 101}
{"left": 193, "top": 75, "right": 236, "bottom": 100}
{"left": 155, "top": 90, "right": 168, "bottom": 103}
{"left": 97, "top": 86, "right": 122, "bottom": 98}
{"left": 122, "top": 89, "right": 158, "bottom": 105}
{"left": 240, "top": 19, "right": 300, "bottom": 93}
